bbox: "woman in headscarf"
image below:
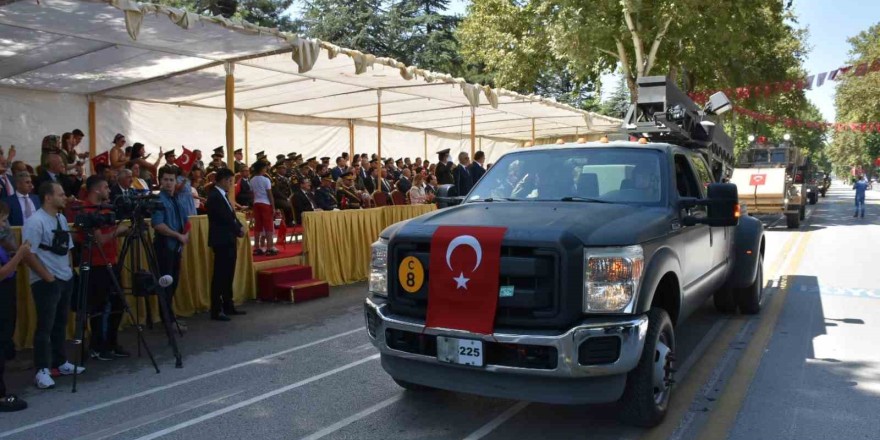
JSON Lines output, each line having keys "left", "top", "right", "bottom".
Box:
{"left": 39, "top": 135, "right": 62, "bottom": 170}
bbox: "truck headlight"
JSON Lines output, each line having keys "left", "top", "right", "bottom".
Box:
{"left": 583, "top": 245, "right": 644, "bottom": 313}
{"left": 370, "top": 238, "right": 389, "bottom": 297}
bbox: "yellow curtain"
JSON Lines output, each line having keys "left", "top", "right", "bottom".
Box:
{"left": 303, "top": 204, "right": 436, "bottom": 286}
{"left": 11, "top": 213, "right": 255, "bottom": 350}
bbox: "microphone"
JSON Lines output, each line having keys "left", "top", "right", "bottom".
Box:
{"left": 158, "top": 275, "right": 173, "bottom": 287}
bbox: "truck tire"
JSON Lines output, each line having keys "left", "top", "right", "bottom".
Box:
{"left": 786, "top": 213, "right": 799, "bottom": 229}
{"left": 713, "top": 285, "right": 737, "bottom": 314}
{"left": 393, "top": 378, "right": 436, "bottom": 392}
{"left": 619, "top": 308, "right": 675, "bottom": 428}
{"left": 736, "top": 256, "right": 763, "bottom": 315}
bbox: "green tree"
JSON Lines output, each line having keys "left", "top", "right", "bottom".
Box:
{"left": 157, "top": 0, "right": 297, "bottom": 31}
{"left": 829, "top": 23, "right": 880, "bottom": 176}
{"left": 600, "top": 75, "right": 631, "bottom": 119}
{"left": 300, "top": 0, "right": 387, "bottom": 54}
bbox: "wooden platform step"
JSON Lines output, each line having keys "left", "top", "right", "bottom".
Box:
{"left": 257, "top": 265, "right": 314, "bottom": 302}
{"left": 277, "top": 279, "right": 330, "bottom": 304}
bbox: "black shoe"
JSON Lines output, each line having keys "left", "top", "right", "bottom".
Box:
{"left": 0, "top": 395, "right": 27, "bottom": 412}
{"left": 112, "top": 347, "right": 132, "bottom": 358}
{"left": 227, "top": 310, "right": 247, "bottom": 316}
{"left": 91, "top": 350, "right": 114, "bottom": 361}
{"left": 253, "top": 249, "right": 265, "bottom": 256}
{"left": 211, "top": 314, "right": 231, "bottom": 322}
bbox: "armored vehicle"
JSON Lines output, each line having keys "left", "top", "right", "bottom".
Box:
{"left": 730, "top": 138, "right": 807, "bottom": 228}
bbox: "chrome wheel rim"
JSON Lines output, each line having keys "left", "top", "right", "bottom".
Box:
{"left": 652, "top": 332, "right": 674, "bottom": 405}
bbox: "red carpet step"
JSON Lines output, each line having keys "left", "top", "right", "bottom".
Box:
{"left": 256, "top": 265, "right": 329, "bottom": 304}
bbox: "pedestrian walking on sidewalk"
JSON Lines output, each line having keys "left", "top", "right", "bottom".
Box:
{"left": 853, "top": 175, "right": 868, "bottom": 218}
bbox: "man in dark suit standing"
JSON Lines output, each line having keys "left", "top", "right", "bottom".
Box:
{"left": 468, "top": 150, "right": 487, "bottom": 184}
{"left": 435, "top": 149, "right": 455, "bottom": 186}
{"left": 207, "top": 168, "right": 246, "bottom": 321}
{"left": 6, "top": 172, "right": 39, "bottom": 227}
{"left": 453, "top": 151, "right": 474, "bottom": 195}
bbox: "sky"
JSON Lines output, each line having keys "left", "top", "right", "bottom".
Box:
{"left": 289, "top": 0, "right": 879, "bottom": 123}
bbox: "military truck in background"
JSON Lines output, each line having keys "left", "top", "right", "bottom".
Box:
{"left": 730, "top": 140, "right": 807, "bottom": 228}
{"left": 365, "top": 77, "right": 765, "bottom": 427}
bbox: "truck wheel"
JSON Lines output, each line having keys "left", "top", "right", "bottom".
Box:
{"left": 393, "top": 378, "right": 436, "bottom": 392}
{"left": 713, "top": 285, "right": 737, "bottom": 314}
{"left": 736, "top": 256, "right": 764, "bottom": 315}
{"left": 619, "top": 308, "right": 675, "bottom": 428}
{"left": 786, "top": 213, "right": 800, "bottom": 229}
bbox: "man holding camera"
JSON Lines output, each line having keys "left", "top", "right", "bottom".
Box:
{"left": 151, "top": 166, "right": 190, "bottom": 326}
{"left": 23, "top": 181, "right": 84, "bottom": 389}
{"left": 76, "top": 175, "right": 130, "bottom": 360}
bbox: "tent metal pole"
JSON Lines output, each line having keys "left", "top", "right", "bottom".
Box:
{"left": 377, "top": 90, "right": 382, "bottom": 161}
{"left": 349, "top": 119, "right": 355, "bottom": 159}
{"left": 423, "top": 131, "right": 428, "bottom": 160}
{"left": 244, "top": 111, "right": 250, "bottom": 166}
{"left": 470, "top": 106, "right": 476, "bottom": 158}
{"left": 225, "top": 63, "right": 235, "bottom": 204}
{"left": 88, "top": 97, "right": 96, "bottom": 175}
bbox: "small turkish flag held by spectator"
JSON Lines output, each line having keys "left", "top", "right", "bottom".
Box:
{"left": 426, "top": 225, "right": 507, "bottom": 334}
{"left": 91, "top": 151, "right": 109, "bottom": 169}
{"left": 750, "top": 174, "right": 767, "bottom": 186}
{"left": 175, "top": 146, "right": 195, "bottom": 174}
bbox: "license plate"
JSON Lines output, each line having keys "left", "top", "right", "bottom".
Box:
{"left": 436, "top": 336, "right": 484, "bottom": 367}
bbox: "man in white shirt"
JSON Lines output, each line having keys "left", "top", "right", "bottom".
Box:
{"left": 249, "top": 161, "right": 278, "bottom": 256}
{"left": 6, "top": 172, "right": 39, "bottom": 227}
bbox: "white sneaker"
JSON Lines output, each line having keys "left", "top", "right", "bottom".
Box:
{"left": 56, "top": 362, "right": 85, "bottom": 376}
{"left": 34, "top": 369, "right": 55, "bottom": 389}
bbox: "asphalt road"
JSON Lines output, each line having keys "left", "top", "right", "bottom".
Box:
{"left": 2, "top": 181, "right": 877, "bottom": 440}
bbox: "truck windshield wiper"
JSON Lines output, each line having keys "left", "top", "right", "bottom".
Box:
{"left": 559, "top": 196, "right": 614, "bottom": 204}
{"left": 470, "top": 197, "right": 520, "bottom": 202}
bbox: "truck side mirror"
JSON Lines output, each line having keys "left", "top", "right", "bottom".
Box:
{"left": 681, "top": 183, "right": 740, "bottom": 227}
{"left": 436, "top": 184, "right": 464, "bottom": 208}
{"left": 704, "top": 183, "right": 740, "bottom": 226}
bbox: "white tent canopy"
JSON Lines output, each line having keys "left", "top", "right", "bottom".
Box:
{"left": 0, "top": 0, "right": 622, "bottom": 165}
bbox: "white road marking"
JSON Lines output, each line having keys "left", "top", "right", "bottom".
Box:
{"left": 132, "top": 354, "right": 381, "bottom": 440}
{"left": 72, "top": 389, "right": 245, "bottom": 440}
{"left": 298, "top": 394, "right": 405, "bottom": 440}
{"left": 461, "top": 401, "right": 530, "bottom": 440}
{"left": 0, "top": 327, "right": 364, "bottom": 439}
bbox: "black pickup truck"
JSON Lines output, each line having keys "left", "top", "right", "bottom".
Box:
{"left": 364, "top": 78, "right": 765, "bottom": 427}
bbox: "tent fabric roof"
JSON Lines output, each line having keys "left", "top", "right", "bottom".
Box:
{"left": 0, "top": 0, "right": 622, "bottom": 141}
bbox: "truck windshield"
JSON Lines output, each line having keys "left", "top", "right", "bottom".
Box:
{"left": 467, "top": 148, "right": 664, "bottom": 204}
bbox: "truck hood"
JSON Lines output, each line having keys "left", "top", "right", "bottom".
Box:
{"left": 387, "top": 201, "right": 671, "bottom": 246}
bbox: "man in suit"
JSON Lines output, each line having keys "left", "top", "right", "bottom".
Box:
{"left": 110, "top": 169, "right": 134, "bottom": 201}
{"left": 331, "top": 157, "right": 347, "bottom": 181}
{"left": 435, "top": 149, "right": 455, "bottom": 186}
{"left": 396, "top": 168, "right": 413, "bottom": 194}
{"left": 235, "top": 166, "right": 254, "bottom": 208}
{"left": 206, "top": 168, "right": 245, "bottom": 321}
{"left": 6, "top": 171, "right": 39, "bottom": 226}
{"left": 34, "top": 154, "right": 79, "bottom": 198}
{"left": 292, "top": 177, "right": 320, "bottom": 225}
{"left": 469, "top": 150, "right": 487, "bottom": 184}
{"left": 453, "top": 151, "right": 474, "bottom": 195}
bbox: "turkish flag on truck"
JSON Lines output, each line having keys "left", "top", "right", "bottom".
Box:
{"left": 426, "top": 225, "right": 507, "bottom": 334}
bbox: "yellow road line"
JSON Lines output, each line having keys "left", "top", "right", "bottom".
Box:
{"left": 638, "top": 228, "right": 801, "bottom": 439}
{"left": 696, "top": 229, "right": 813, "bottom": 440}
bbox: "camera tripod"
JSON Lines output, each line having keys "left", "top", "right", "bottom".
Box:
{"left": 71, "top": 213, "right": 183, "bottom": 392}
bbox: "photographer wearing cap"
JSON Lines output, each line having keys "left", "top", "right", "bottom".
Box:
{"left": 23, "top": 181, "right": 84, "bottom": 390}
{"left": 75, "top": 175, "right": 131, "bottom": 361}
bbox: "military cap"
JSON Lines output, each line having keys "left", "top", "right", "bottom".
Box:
{"left": 395, "top": 158, "right": 403, "bottom": 164}
{"left": 213, "top": 146, "right": 225, "bottom": 156}
{"left": 307, "top": 156, "right": 317, "bottom": 162}
{"left": 211, "top": 152, "right": 223, "bottom": 159}
{"left": 437, "top": 148, "right": 450, "bottom": 155}
{"left": 320, "top": 157, "right": 330, "bottom": 162}
{"left": 276, "top": 154, "right": 286, "bottom": 160}
{"left": 298, "top": 162, "right": 310, "bottom": 169}
{"left": 320, "top": 173, "right": 333, "bottom": 181}
{"left": 287, "top": 152, "right": 298, "bottom": 159}
{"left": 341, "top": 171, "right": 354, "bottom": 179}
{"left": 255, "top": 151, "right": 266, "bottom": 159}
{"left": 164, "top": 149, "right": 176, "bottom": 157}
{"left": 234, "top": 148, "right": 243, "bottom": 154}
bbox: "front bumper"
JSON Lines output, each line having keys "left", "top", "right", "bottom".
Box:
{"left": 364, "top": 297, "right": 649, "bottom": 404}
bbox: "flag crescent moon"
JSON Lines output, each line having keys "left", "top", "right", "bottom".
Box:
{"left": 445, "top": 235, "right": 482, "bottom": 272}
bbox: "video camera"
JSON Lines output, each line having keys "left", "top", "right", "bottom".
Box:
{"left": 113, "top": 192, "right": 165, "bottom": 220}
{"left": 73, "top": 204, "right": 117, "bottom": 230}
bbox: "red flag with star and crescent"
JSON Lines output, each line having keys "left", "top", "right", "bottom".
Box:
{"left": 175, "top": 146, "right": 195, "bottom": 174}
{"left": 426, "top": 225, "right": 507, "bottom": 334}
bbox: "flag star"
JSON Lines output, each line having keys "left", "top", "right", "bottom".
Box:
{"left": 453, "top": 272, "right": 470, "bottom": 290}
